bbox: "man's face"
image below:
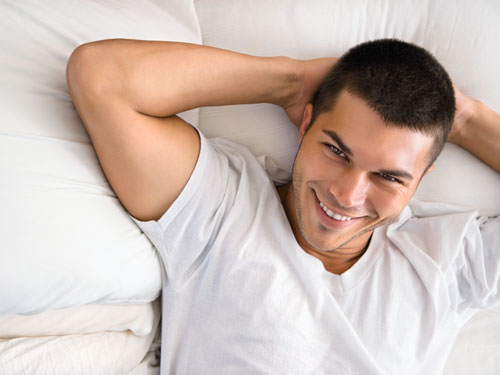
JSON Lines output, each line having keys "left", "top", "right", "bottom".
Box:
{"left": 288, "top": 90, "right": 434, "bottom": 253}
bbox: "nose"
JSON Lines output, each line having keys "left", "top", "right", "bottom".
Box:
{"left": 329, "top": 168, "right": 368, "bottom": 208}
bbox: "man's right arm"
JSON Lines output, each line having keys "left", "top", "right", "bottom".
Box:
{"left": 66, "top": 39, "right": 335, "bottom": 221}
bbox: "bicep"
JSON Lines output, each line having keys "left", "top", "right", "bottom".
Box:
{"left": 71, "top": 91, "right": 200, "bottom": 222}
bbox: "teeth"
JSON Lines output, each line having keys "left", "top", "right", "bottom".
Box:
{"left": 319, "top": 202, "right": 352, "bottom": 221}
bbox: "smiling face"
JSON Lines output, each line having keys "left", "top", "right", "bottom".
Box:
{"left": 284, "top": 90, "right": 434, "bottom": 258}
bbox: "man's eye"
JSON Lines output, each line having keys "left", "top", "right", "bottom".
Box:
{"left": 378, "top": 173, "right": 402, "bottom": 184}
{"left": 324, "top": 143, "right": 348, "bottom": 160}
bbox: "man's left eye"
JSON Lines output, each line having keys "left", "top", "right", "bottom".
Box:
{"left": 379, "top": 173, "right": 402, "bottom": 184}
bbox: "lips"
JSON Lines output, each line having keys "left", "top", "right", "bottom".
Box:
{"left": 319, "top": 201, "right": 352, "bottom": 221}
{"left": 313, "top": 190, "right": 368, "bottom": 230}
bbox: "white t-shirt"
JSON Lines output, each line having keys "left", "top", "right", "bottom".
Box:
{"left": 131, "top": 130, "right": 500, "bottom": 375}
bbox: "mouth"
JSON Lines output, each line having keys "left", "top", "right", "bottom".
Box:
{"left": 314, "top": 192, "right": 365, "bottom": 229}
{"left": 319, "top": 201, "right": 352, "bottom": 221}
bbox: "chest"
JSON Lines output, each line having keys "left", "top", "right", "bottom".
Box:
{"left": 163, "top": 240, "right": 455, "bottom": 374}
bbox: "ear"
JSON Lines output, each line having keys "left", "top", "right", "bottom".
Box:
{"left": 298, "top": 103, "right": 314, "bottom": 143}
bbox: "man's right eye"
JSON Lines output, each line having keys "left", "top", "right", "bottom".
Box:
{"left": 323, "top": 143, "right": 348, "bottom": 161}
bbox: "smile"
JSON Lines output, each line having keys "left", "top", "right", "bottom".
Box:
{"left": 319, "top": 201, "right": 352, "bottom": 221}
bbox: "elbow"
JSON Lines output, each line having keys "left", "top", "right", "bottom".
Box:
{"left": 66, "top": 43, "right": 96, "bottom": 92}
{"left": 66, "top": 41, "right": 117, "bottom": 99}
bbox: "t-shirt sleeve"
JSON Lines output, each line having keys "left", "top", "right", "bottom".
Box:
{"left": 452, "top": 215, "right": 500, "bottom": 312}
{"left": 128, "top": 129, "right": 237, "bottom": 287}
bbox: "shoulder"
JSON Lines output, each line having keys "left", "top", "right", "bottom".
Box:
{"left": 207, "top": 135, "right": 278, "bottom": 195}
{"left": 140, "top": 131, "right": 276, "bottom": 230}
{"left": 383, "top": 200, "right": 500, "bottom": 312}
{"left": 386, "top": 199, "right": 480, "bottom": 267}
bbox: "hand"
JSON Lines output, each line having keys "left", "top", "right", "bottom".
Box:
{"left": 448, "top": 85, "right": 476, "bottom": 143}
{"left": 283, "top": 57, "right": 337, "bottom": 128}
{"left": 447, "top": 85, "right": 500, "bottom": 173}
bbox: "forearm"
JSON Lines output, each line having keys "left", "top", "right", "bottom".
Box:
{"left": 449, "top": 99, "right": 500, "bottom": 173}
{"left": 69, "top": 39, "right": 301, "bottom": 118}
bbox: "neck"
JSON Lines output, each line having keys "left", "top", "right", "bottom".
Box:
{"left": 277, "top": 182, "right": 371, "bottom": 275}
{"left": 301, "top": 237, "right": 370, "bottom": 274}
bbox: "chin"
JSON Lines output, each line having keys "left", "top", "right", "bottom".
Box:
{"left": 302, "top": 218, "right": 387, "bottom": 253}
{"left": 301, "top": 227, "right": 358, "bottom": 252}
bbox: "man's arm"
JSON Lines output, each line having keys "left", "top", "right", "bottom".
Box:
{"left": 449, "top": 87, "right": 500, "bottom": 173}
{"left": 66, "top": 39, "right": 335, "bottom": 221}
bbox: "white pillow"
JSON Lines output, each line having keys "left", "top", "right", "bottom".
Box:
{"left": 0, "top": 0, "right": 201, "bottom": 314}
{"left": 195, "top": 0, "right": 500, "bottom": 217}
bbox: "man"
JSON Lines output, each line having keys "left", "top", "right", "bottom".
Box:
{"left": 66, "top": 39, "right": 500, "bottom": 374}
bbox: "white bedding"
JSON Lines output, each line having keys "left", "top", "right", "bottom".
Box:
{"left": 0, "top": 0, "right": 201, "bottom": 315}
{"left": 0, "top": 300, "right": 160, "bottom": 339}
{"left": 0, "top": 300, "right": 161, "bottom": 375}
{"left": 0, "top": 0, "right": 197, "bottom": 371}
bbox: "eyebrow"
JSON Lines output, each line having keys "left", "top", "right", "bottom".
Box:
{"left": 322, "top": 129, "right": 414, "bottom": 181}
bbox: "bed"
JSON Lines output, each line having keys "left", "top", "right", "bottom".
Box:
{"left": 1, "top": 1, "right": 499, "bottom": 373}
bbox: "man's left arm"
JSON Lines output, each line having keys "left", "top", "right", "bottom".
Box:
{"left": 447, "top": 89, "right": 500, "bottom": 311}
{"left": 448, "top": 87, "right": 500, "bottom": 173}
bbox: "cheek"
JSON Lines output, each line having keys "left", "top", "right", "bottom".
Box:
{"left": 370, "top": 187, "right": 412, "bottom": 217}
{"left": 295, "top": 148, "right": 335, "bottom": 182}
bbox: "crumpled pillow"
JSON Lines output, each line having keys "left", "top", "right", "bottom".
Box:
{"left": 0, "top": 0, "right": 201, "bottom": 314}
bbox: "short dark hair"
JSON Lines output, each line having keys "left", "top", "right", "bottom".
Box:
{"left": 311, "top": 39, "right": 455, "bottom": 168}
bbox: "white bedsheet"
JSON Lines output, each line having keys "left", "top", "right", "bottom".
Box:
{"left": 0, "top": 300, "right": 160, "bottom": 374}
{"left": 0, "top": 300, "right": 159, "bottom": 339}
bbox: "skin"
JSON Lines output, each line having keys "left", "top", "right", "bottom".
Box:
{"left": 279, "top": 90, "right": 435, "bottom": 274}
